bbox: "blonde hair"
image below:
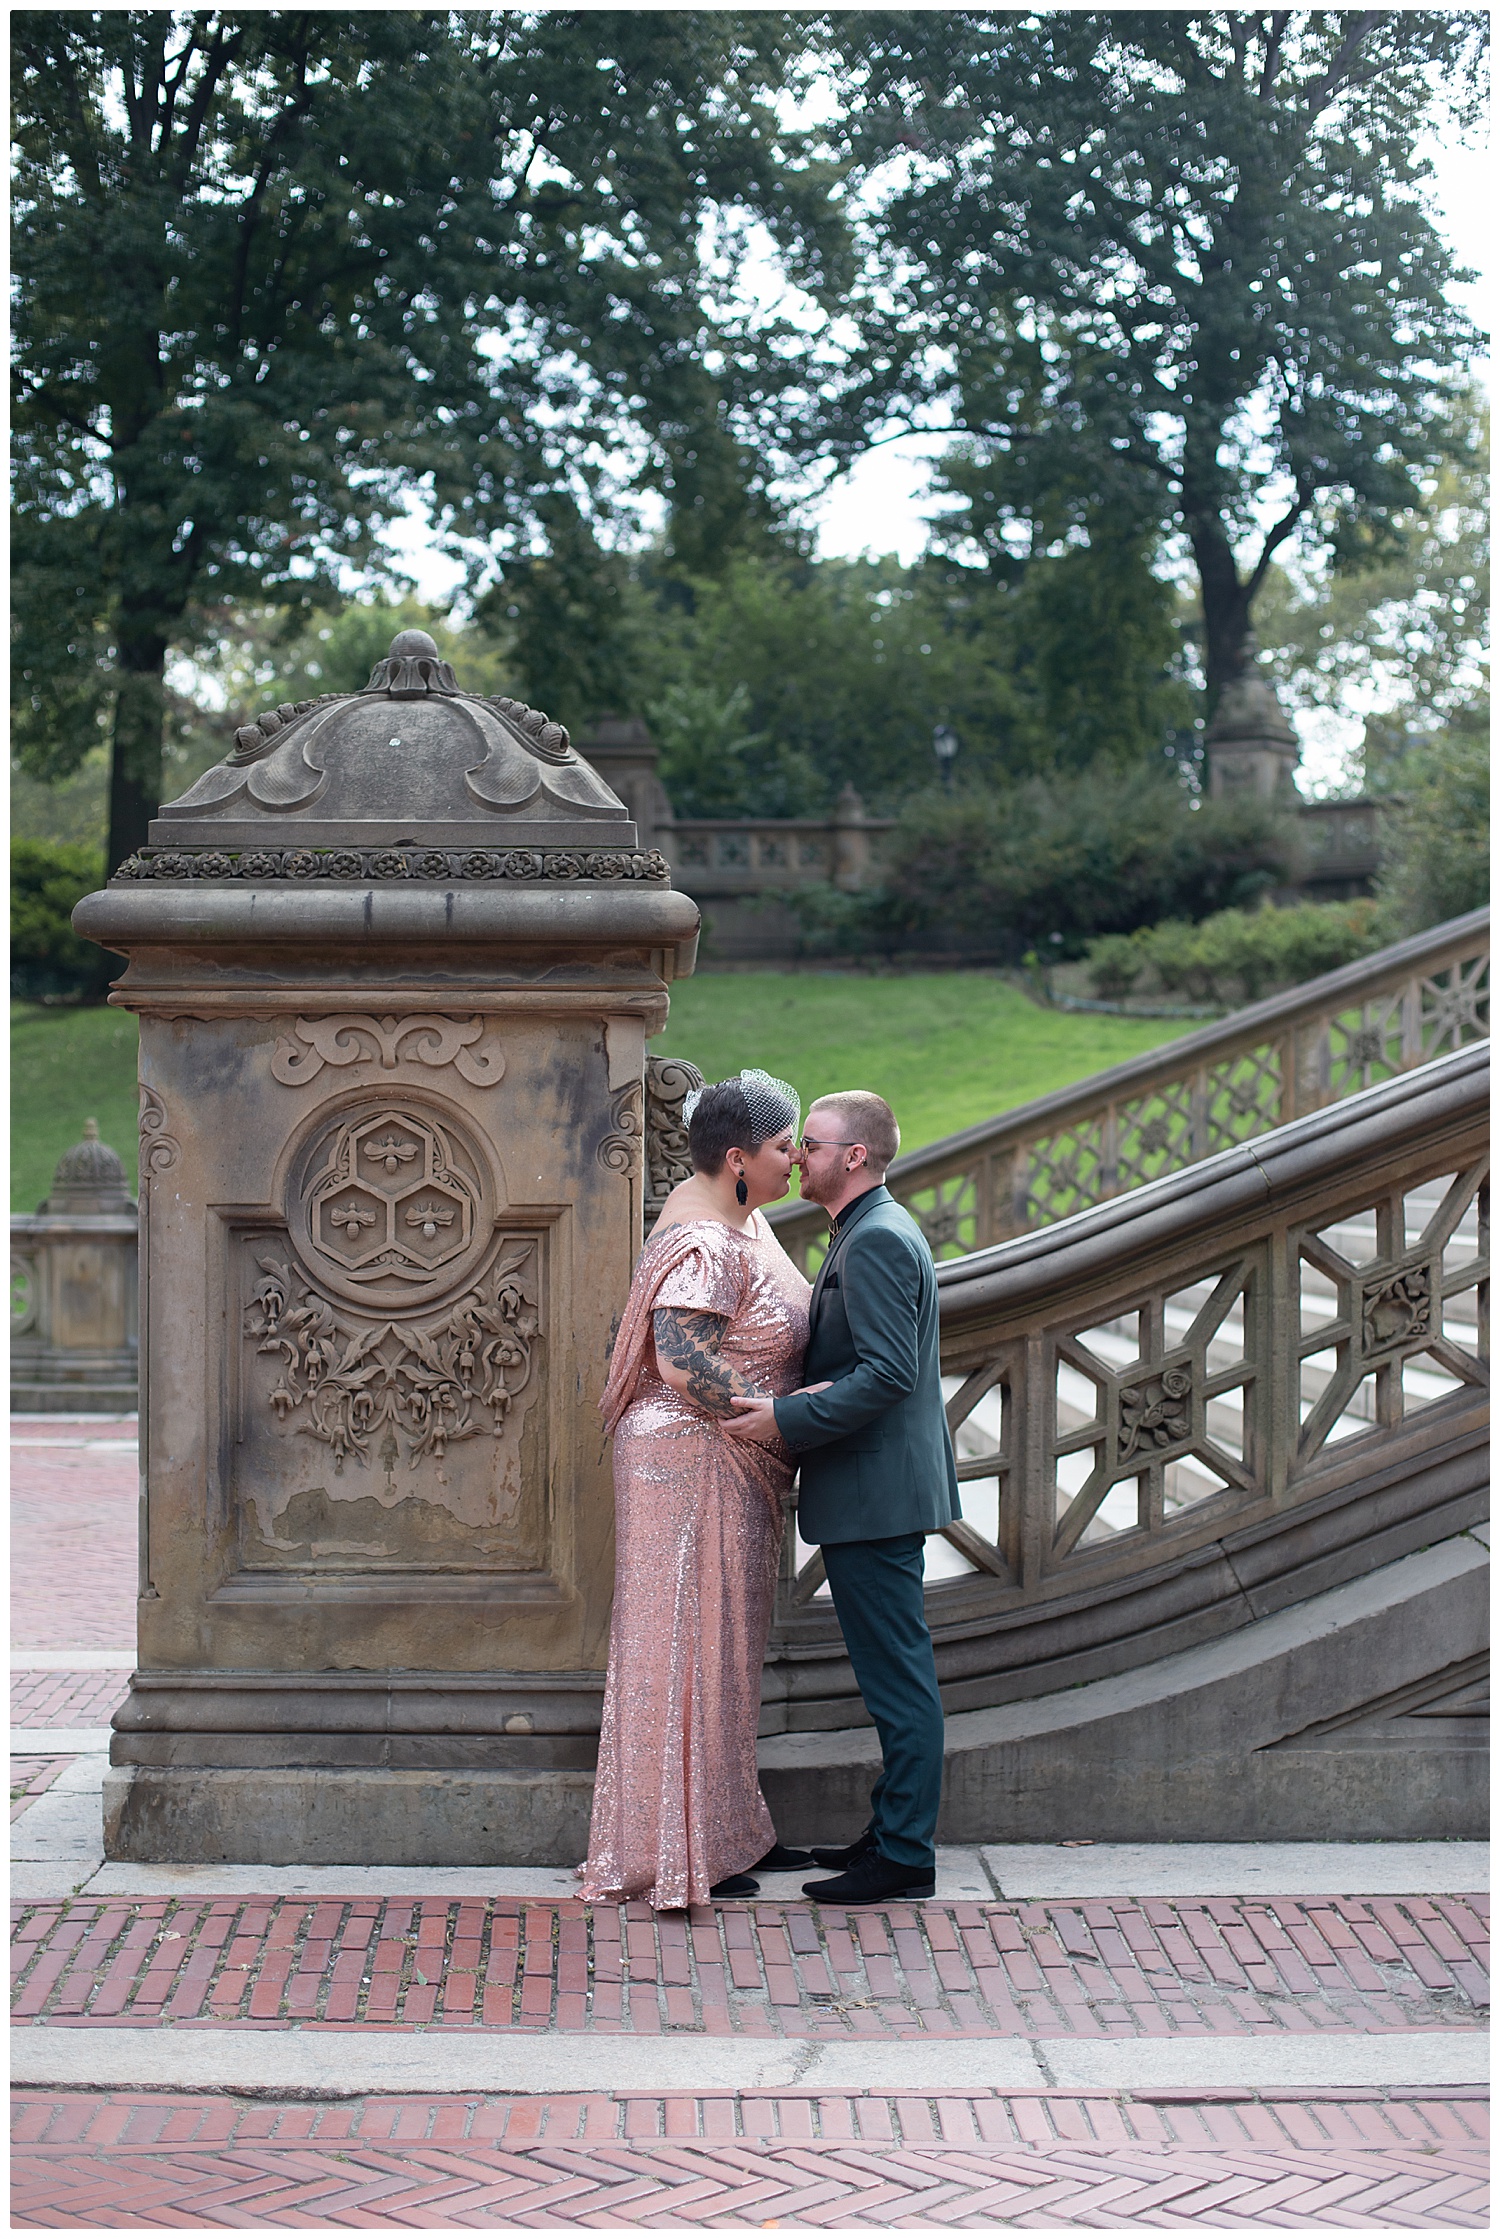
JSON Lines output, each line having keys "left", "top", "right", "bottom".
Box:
{"left": 809, "top": 1090, "right": 900, "bottom": 1176}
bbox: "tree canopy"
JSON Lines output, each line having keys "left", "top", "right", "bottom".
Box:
{"left": 12, "top": 8, "right": 842, "bottom": 863}
{"left": 827, "top": 10, "right": 1485, "bottom": 702}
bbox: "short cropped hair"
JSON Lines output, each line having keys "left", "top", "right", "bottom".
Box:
{"left": 808, "top": 1091, "right": 900, "bottom": 1176}
{"left": 687, "top": 1078, "right": 796, "bottom": 1177}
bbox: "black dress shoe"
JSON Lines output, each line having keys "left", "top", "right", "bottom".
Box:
{"left": 802, "top": 1851, "right": 935, "bottom": 1905}
{"left": 709, "top": 1873, "right": 760, "bottom": 1898}
{"left": 754, "top": 1842, "right": 816, "bottom": 1873}
{"left": 809, "top": 1824, "right": 877, "bottom": 1871}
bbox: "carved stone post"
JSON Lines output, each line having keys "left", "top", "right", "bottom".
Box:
{"left": 1204, "top": 640, "right": 1302, "bottom": 799}
{"left": 75, "top": 631, "right": 698, "bottom": 1865}
{"left": 831, "top": 783, "right": 873, "bottom": 891}
{"left": 11, "top": 1121, "right": 139, "bottom": 1413}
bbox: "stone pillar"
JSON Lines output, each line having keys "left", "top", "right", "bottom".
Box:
{"left": 831, "top": 783, "right": 874, "bottom": 891}
{"left": 572, "top": 715, "right": 675, "bottom": 855}
{"left": 1204, "top": 640, "right": 1302, "bottom": 800}
{"left": 11, "top": 1120, "right": 139, "bottom": 1413}
{"left": 75, "top": 631, "right": 698, "bottom": 1865}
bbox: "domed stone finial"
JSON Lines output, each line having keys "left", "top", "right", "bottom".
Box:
{"left": 43, "top": 1119, "right": 137, "bottom": 1214}
{"left": 362, "top": 628, "right": 460, "bottom": 699}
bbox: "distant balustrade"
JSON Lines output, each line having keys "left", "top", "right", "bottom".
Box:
{"left": 11, "top": 1119, "right": 139, "bottom": 1414}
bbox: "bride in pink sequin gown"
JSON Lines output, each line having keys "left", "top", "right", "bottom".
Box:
{"left": 581, "top": 1076, "right": 812, "bottom": 1910}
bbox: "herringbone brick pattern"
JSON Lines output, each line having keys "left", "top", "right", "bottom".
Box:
{"left": 11, "top": 1668, "right": 130, "bottom": 1727}
{"left": 11, "top": 2091, "right": 1489, "bottom": 2227}
{"left": 12, "top": 1890, "right": 1489, "bottom": 2035}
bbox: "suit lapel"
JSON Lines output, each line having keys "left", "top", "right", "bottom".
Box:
{"left": 807, "top": 1186, "right": 888, "bottom": 1324}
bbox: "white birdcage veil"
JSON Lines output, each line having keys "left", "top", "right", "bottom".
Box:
{"left": 682, "top": 1068, "right": 800, "bottom": 1142}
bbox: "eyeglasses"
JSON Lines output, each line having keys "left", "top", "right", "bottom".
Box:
{"left": 798, "top": 1135, "right": 862, "bottom": 1153}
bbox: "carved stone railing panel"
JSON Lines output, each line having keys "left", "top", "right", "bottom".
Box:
{"left": 768, "top": 909, "right": 1489, "bottom": 1277}
{"left": 770, "top": 1044, "right": 1487, "bottom": 1645}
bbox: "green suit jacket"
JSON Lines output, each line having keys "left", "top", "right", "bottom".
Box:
{"left": 773, "top": 1185, "right": 962, "bottom": 1546}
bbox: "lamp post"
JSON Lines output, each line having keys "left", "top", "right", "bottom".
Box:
{"left": 932, "top": 724, "right": 959, "bottom": 789}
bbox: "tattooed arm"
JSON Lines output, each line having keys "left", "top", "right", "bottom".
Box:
{"left": 652, "top": 1308, "right": 763, "bottom": 1419}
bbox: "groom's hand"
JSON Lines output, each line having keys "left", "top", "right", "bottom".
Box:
{"left": 724, "top": 1394, "right": 781, "bottom": 1444}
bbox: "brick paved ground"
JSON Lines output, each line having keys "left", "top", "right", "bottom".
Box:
{"left": 10, "top": 1425, "right": 1490, "bottom": 2228}
{"left": 10, "top": 2090, "right": 1489, "bottom": 2227}
{"left": 11, "top": 1892, "right": 1489, "bottom": 2036}
{"left": 11, "top": 1670, "right": 131, "bottom": 1727}
{"left": 11, "top": 1424, "right": 138, "bottom": 1650}
{"left": 10, "top": 1758, "right": 73, "bottom": 1824}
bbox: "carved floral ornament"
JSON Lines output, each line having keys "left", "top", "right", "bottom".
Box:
{"left": 111, "top": 845, "right": 670, "bottom": 884}
{"left": 644, "top": 1056, "right": 704, "bottom": 1216}
{"left": 1117, "top": 1364, "right": 1194, "bottom": 1463}
{"left": 240, "top": 1077, "right": 544, "bottom": 1470}
{"left": 138, "top": 1089, "right": 181, "bottom": 1175}
{"left": 245, "top": 1240, "right": 541, "bottom": 1472}
{"left": 271, "top": 1015, "right": 505, "bottom": 1088}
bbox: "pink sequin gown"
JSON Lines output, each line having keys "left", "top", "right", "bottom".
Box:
{"left": 581, "top": 1215, "right": 812, "bottom": 1909}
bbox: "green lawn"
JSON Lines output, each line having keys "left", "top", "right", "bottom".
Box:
{"left": 11, "top": 976, "right": 1189, "bottom": 1210}
{"left": 650, "top": 971, "right": 1187, "bottom": 1152}
{"left": 11, "top": 1004, "right": 146, "bottom": 1212}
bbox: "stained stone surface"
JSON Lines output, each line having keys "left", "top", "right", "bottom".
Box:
{"left": 73, "top": 633, "right": 699, "bottom": 1864}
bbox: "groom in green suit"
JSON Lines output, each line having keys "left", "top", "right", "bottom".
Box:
{"left": 726, "top": 1090, "right": 961, "bottom": 1903}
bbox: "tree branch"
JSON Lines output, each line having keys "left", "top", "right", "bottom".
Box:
{"left": 1302, "top": 12, "right": 1379, "bottom": 118}
{"left": 169, "top": 20, "right": 247, "bottom": 195}
{"left": 1258, "top": 11, "right": 1292, "bottom": 99}
{"left": 11, "top": 369, "right": 106, "bottom": 442}
{"left": 226, "top": 51, "right": 317, "bottom": 353}
{"left": 1244, "top": 480, "right": 1311, "bottom": 602}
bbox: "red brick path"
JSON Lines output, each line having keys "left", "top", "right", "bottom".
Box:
{"left": 11, "top": 1669, "right": 131, "bottom": 1728}
{"left": 12, "top": 1891, "right": 1489, "bottom": 2035}
{"left": 10, "top": 1425, "right": 1490, "bottom": 2227}
{"left": 11, "top": 1426, "right": 138, "bottom": 1650}
{"left": 10, "top": 1758, "right": 72, "bottom": 1823}
{"left": 11, "top": 2089, "right": 1489, "bottom": 2227}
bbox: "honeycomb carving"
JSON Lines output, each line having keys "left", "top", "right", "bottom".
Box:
{"left": 289, "top": 1101, "right": 492, "bottom": 1312}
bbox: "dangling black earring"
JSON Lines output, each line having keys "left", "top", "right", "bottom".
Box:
{"left": 735, "top": 1174, "right": 749, "bottom": 1206}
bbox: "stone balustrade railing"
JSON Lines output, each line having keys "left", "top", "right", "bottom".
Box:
{"left": 761, "top": 1041, "right": 1488, "bottom": 1731}
{"left": 766, "top": 907, "right": 1490, "bottom": 1277}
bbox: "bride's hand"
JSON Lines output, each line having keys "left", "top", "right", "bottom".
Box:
{"left": 794, "top": 1380, "right": 832, "bottom": 1396}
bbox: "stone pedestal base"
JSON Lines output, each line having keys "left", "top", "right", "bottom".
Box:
{"left": 103, "top": 1766, "right": 595, "bottom": 1868}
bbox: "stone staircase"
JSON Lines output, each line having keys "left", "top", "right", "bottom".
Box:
{"left": 754, "top": 913, "right": 1489, "bottom": 1842}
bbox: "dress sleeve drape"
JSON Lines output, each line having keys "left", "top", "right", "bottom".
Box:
{"left": 599, "top": 1223, "right": 746, "bottom": 1436}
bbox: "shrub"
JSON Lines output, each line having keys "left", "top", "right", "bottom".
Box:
{"left": 1374, "top": 727, "right": 1490, "bottom": 940}
{"left": 1085, "top": 901, "right": 1383, "bottom": 1007}
{"left": 879, "top": 766, "right": 1302, "bottom": 956}
{"left": 11, "top": 840, "right": 111, "bottom": 1003}
{"left": 1082, "top": 932, "right": 1146, "bottom": 1001}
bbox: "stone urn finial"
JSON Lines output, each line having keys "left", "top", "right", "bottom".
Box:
{"left": 42, "top": 1117, "right": 137, "bottom": 1215}
{"left": 361, "top": 628, "right": 461, "bottom": 699}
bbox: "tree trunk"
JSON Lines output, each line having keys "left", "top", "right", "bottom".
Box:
{"left": 1186, "top": 517, "right": 1255, "bottom": 714}
{"left": 107, "top": 627, "right": 168, "bottom": 871}
{"left": 1180, "top": 425, "right": 1256, "bottom": 713}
